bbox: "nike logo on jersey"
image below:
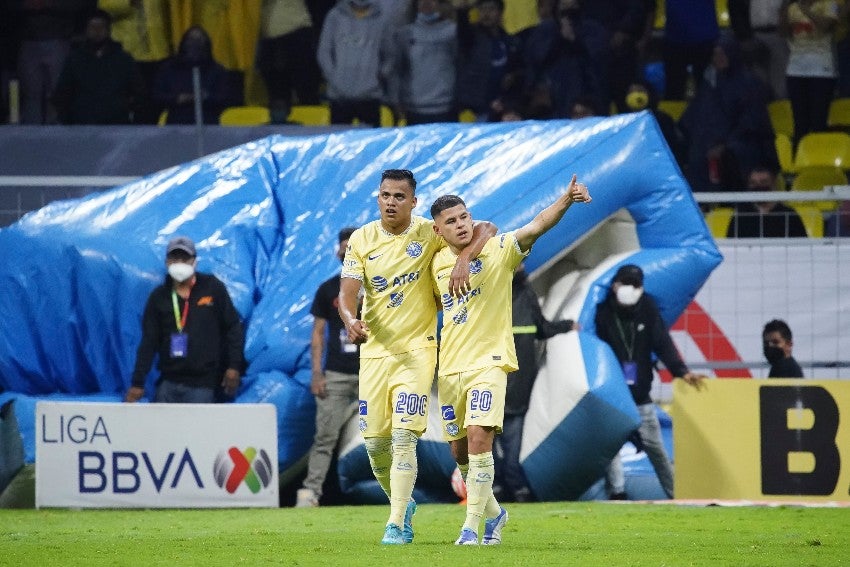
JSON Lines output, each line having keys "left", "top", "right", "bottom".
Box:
{"left": 368, "top": 253, "right": 383, "bottom": 261}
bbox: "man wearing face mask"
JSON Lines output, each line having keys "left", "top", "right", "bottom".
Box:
{"left": 594, "top": 264, "right": 705, "bottom": 499}
{"left": 762, "top": 319, "right": 804, "bottom": 378}
{"left": 125, "top": 237, "right": 244, "bottom": 404}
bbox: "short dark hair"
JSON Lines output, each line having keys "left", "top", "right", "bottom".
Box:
{"left": 748, "top": 164, "right": 778, "bottom": 179}
{"left": 478, "top": 0, "right": 505, "bottom": 11}
{"left": 88, "top": 9, "right": 113, "bottom": 25}
{"left": 430, "top": 194, "right": 466, "bottom": 219}
{"left": 381, "top": 169, "right": 416, "bottom": 194}
{"left": 763, "top": 319, "right": 792, "bottom": 341}
{"left": 338, "top": 227, "right": 356, "bottom": 242}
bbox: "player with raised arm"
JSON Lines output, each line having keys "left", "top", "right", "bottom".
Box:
{"left": 430, "top": 174, "right": 591, "bottom": 545}
{"left": 338, "top": 169, "right": 496, "bottom": 545}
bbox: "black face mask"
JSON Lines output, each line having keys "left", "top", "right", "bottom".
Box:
{"left": 763, "top": 344, "right": 785, "bottom": 365}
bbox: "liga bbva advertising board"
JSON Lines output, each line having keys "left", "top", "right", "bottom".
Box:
{"left": 673, "top": 379, "right": 850, "bottom": 502}
{"left": 35, "top": 402, "right": 278, "bottom": 508}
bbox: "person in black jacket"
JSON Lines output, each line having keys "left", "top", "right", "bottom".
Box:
{"left": 124, "top": 236, "right": 244, "bottom": 404}
{"left": 493, "top": 265, "right": 576, "bottom": 502}
{"left": 595, "top": 264, "right": 705, "bottom": 499}
{"left": 763, "top": 319, "right": 804, "bottom": 378}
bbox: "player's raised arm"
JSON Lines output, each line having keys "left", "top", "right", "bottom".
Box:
{"left": 449, "top": 220, "right": 497, "bottom": 297}
{"left": 339, "top": 277, "right": 369, "bottom": 344}
{"left": 515, "top": 174, "right": 591, "bottom": 252}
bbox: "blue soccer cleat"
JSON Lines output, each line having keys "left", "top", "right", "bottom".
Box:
{"left": 381, "top": 523, "right": 405, "bottom": 545}
{"left": 454, "top": 527, "right": 479, "bottom": 546}
{"left": 402, "top": 499, "right": 417, "bottom": 543}
{"left": 482, "top": 507, "right": 508, "bottom": 545}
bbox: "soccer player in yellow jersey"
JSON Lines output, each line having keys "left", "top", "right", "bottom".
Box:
{"left": 338, "top": 169, "right": 496, "bottom": 545}
{"left": 430, "top": 174, "right": 591, "bottom": 545}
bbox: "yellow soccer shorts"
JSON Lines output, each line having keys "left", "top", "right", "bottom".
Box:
{"left": 437, "top": 366, "right": 507, "bottom": 442}
{"left": 358, "top": 347, "right": 437, "bottom": 438}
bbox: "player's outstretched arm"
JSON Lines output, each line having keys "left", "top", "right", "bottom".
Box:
{"left": 516, "top": 174, "right": 591, "bottom": 252}
{"left": 449, "top": 220, "right": 497, "bottom": 296}
{"left": 339, "top": 277, "right": 369, "bottom": 344}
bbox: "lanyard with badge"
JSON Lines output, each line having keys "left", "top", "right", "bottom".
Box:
{"left": 614, "top": 315, "right": 637, "bottom": 385}
{"left": 170, "top": 289, "right": 191, "bottom": 358}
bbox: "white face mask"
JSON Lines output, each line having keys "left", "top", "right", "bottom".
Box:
{"left": 168, "top": 262, "right": 195, "bottom": 283}
{"left": 616, "top": 285, "right": 643, "bottom": 306}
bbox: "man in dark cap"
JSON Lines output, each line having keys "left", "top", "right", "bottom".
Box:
{"left": 594, "top": 263, "right": 705, "bottom": 499}
{"left": 296, "top": 227, "right": 361, "bottom": 507}
{"left": 125, "top": 236, "right": 244, "bottom": 404}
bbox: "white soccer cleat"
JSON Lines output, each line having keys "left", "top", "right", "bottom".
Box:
{"left": 295, "top": 488, "right": 319, "bottom": 508}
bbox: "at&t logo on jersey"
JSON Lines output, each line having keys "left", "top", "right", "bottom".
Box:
{"left": 371, "top": 275, "right": 389, "bottom": 292}
{"left": 469, "top": 258, "right": 483, "bottom": 274}
{"left": 388, "top": 291, "right": 404, "bottom": 308}
{"left": 441, "top": 293, "right": 454, "bottom": 311}
{"left": 406, "top": 241, "right": 423, "bottom": 258}
{"left": 213, "top": 447, "right": 274, "bottom": 494}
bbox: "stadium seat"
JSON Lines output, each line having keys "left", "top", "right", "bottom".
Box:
{"left": 704, "top": 206, "right": 733, "bottom": 238}
{"left": 768, "top": 99, "right": 794, "bottom": 140}
{"left": 658, "top": 100, "right": 687, "bottom": 122}
{"left": 157, "top": 110, "right": 168, "bottom": 126}
{"left": 287, "top": 104, "right": 330, "bottom": 126}
{"left": 827, "top": 97, "right": 850, "bottom": 130}
{"left": 793, "top": 132, "right": 850, "bottom": 170}
{"left": 775, "top": 133, "right": 794, "bottom": 175}
{"left": 380, "top": 105, "right": 396, "bottom": 127}
{"left": 791, "top": 166, "right": 847, "bottom": 211}
{"left": 789, "top": 204, "right": 824, "bottom": 237}
{"left": 654, "top": 0, "right": 665, "bottom": 29}
{"left": 716, "top": 0, "right": 729, "bottom": 27}
{"left": 219, "top": 105, "right": 271, "bottom": 126}
{"left": 458, "top": 109, "right": 476, "bottom": 123}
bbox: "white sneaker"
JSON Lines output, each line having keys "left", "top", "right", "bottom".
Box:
{"left": 295, "top": 488, "right": 319, "bottom": 508}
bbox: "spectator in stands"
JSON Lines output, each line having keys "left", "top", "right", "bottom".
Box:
{"left": 152, "top": 26, "right": 230, "bottom": 125}
{"left": 835, "top": 0, "right": 850, "bottom": 97}
{"left": 569, "top": 94, "right": 598, "bottom": 119}
{"left": 523, "top": 0, "right": 601, "bottom": 118}
{"left": 257, "top": 0, "right": 322, "bottom": 124}
{"left": 455, "top": 0, "right": 523, "bottom": 121}
{"left": 732, "top": 0, "right": 789, "bottom": 99}
{"left": 493, "top": 264, "right": 576, "bottom": 503}
{"left": 663, "top": 0, "right": 720, "bottom": 100}
{"left": 15, "top": 0, "right": 94, "bottom": 124}
{"left": 763, "top": 319, "right": 804, "bottom": 377}
{"left": 296, "top": 227, "right": 360, "bottom": 508}
{"left": 317, "top": 0, "right": 394, "bottom": 126}
{"left": 679, "top": 36, "right": 777, "bottom": 192}
{"left": 578, "top": 0, "right": 649, "bottom": 112}
{"left": 594, "top": 264, "right": 706, "bottom": 499}
{"left": 98, "top": 0, "right": 171, "bottom": 124}
{"left": 390, "top": 0, "right": 457, "bottom": 125}
{"left": 125, "top": 236, "right": 244, "bottom": 404}
{"left": 780, "top": 0, "right": 839, "bottom": 141}
{"left": 51, "top": 9, "right": 144, "bottom": 124}
{"left": 624, "top": 79, "right": 686, "bottom": 163}
{"left": 727, "top": 165, "right": 808, "bottom": 237}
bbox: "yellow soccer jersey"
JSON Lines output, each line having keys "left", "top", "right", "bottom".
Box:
{"left": 341, "top": 215, "right": 442, "bottom": 358}
{"left": 432, "top": 232, "right": 528, "bottom": 375}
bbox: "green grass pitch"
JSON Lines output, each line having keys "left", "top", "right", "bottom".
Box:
{"left": 1, "top": 502, "right": 847, "bottom": 566}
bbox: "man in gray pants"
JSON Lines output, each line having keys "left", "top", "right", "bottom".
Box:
{"left": 296, "top": 227, "right": 360, "bottom": 507}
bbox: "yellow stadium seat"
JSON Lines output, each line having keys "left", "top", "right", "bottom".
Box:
{"left": 791, "top": 166, "right": 847, "bottom": 211}
{"left": 219, "top": 105, "right": 271, "bottom": 126}
{"left": 654, "top": 0, "right": 665, "bottom": 30}
{"left": 793, "top": 132, "right": 850, "bottom": 170}
{"left": 827, "top": 97, "right": 850, "bottom": 130}
{"left": 157, "top": 110, "right": 168, "bottom": 126}
{"left": 380, "top": 105, "right": 396, "bottom": 127}
{"left": 775, "top": 133, "right": 794, "bottom": 174}
{"left": 768, "top": 99, "right": 794, "bottom": 140}
{"left": 458, "top": 109, "right": 476, "bottom": 123}
{"left": 704, "top": 207, "right": 734, "bottom": 238}
{"left": 716, "top": 0, "right": 729, "bottom": 27}
{"left": 287, "top": 104, "right": 330, "bottom": 126}
{"left": 789, "top": 204, "right": 824, "bottom": 237}
{"left": 658, "top": 99, "right": 687, "bottom": 122}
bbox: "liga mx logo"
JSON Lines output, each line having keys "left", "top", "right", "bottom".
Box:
{"left": 371, "top": 275, "right": 389, "bottom": 292}
{"left": 213, "top": 447, "right": 274, "bottom": 494}
{"left": 452, "top": 306, "right": 468, "bottom": 324}
{"left": 406, "top": 241, "right": 423, "bottom": 258}
{"left": 469, "top": 258, "right": 483, "bottom": 274}
{"left": 388, "top": 291, "right": 404, "bottom": 308}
